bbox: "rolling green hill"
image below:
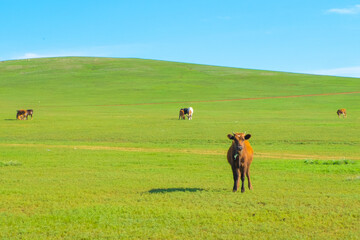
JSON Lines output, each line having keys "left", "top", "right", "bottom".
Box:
{"left": 0, "top": 57, "right": 359, "bottom": 239}
{"left": 1, "top": 57, "right": 359, "bottom": 106}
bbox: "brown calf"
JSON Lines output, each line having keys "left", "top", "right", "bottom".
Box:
{"left": 227, "top": 132, "right": 254, "bottom": 192}
{"left": 337, "top": 109, "right": 346, "bottom": 118}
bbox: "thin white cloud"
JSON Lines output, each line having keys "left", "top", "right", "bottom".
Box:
{"left": 327, "top": 4, "right": 360, "bottom": 14}
{"left": 17, "top": 53, "right": 49, "bottom": 59}
{"left": 310, "top": 66, "right": 360, "bottom": 78}
{"left": 16, "top": 52, "right": 82, "bottom": 60}
{"left": 14, "top": 49, "right": 95, "bottom": 60}
{"left": 13, "top": 44, "right": 150, "bottom": 61}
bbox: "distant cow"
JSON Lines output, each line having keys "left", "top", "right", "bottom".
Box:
{"left": 16, "top": 109, "right": 33, "bottom": 120}
{"left": 227, "top": 132, "right": 254, "bottom": 192}
{"left": 26, "top": 109, "right": 33, "bottom": 120}
{"left": 178, "top": 109, "right": 185, "bottom": 120}
{"left": 337, "top": 109, "right": 346, "bottom": 118}
{"left": 179, "top": 107, "right": 194, "bottom": 120}
{"left": 16, "top": 110, "right": 27, "bottom": 120}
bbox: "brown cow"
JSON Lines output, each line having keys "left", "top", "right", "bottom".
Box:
{"left": 337, "top": 109, "right": 346, "bottom": 118}
{"left": 16, "top": 110, "right": 27, "bottom": 120}
{"left": 178, "top": 109, "right": 185, "bottom": 120}
{"left": 26, "top": 109, "right": 33, "bottom": 120}
{"left": 227, "top": 132, "right": 254, "bottom": 192}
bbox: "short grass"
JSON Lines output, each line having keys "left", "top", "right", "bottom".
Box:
{"left": 0, "top": 57, "right": 359, "bottom": 239}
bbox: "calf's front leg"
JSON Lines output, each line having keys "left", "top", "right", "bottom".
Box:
{"left": 240, "top": 166, "right": 246, "bottom": 193}
{"left": 246, "top": 168, "right": 253, "bottom": 190}
{"left": 232, "top": 166, "right": 239, "bottom": 192}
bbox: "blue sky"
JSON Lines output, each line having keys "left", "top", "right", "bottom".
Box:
{"left": 1, "top": 0, "right": 360, "bottom": 77}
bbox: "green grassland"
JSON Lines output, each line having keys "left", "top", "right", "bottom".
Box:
{"left": 0, "top": 57, "right": 359, "bottom": 239}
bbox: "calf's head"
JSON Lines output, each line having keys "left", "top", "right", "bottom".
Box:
{"left": 227, "top": 132, "right": 251, "bottom": 152}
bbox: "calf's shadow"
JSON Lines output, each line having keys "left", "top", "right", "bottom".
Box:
{"left": 148, "top": 188, "right": 204, "bottom": 194}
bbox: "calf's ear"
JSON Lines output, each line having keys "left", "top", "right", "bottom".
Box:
{"left": 245, "top": 134, "right": 251, "bottom": 140}
{"left": 227, "top": 134, "right": 234, "bottom": 140}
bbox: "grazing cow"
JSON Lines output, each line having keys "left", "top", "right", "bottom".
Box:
{"left": 227, "top": 132, "right": 253, "bottom": 193}
{"left": 26, "top": 109, "right": 33, "bottom": 120}
{"left": 179, "top": 107, "right": 194, "bottom": 120}
{"left": 16, "top": 109, "right": 33, "bottom": 120}
{"left": 337, "top": 109, "right": 347, "bottom": 118}
{"left": 179, "top": 109, "right": 185, "bottom": 120}
{"left": 16, "top": 110, "right": 27, "bottom": 120}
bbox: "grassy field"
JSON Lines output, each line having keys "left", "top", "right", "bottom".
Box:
{"left": 0, "top": 57, "right": 359, "bottom": 239}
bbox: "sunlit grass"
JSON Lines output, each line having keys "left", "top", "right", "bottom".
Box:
{"left": 0, "top": 57, "right": 359, "bottom": 239}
